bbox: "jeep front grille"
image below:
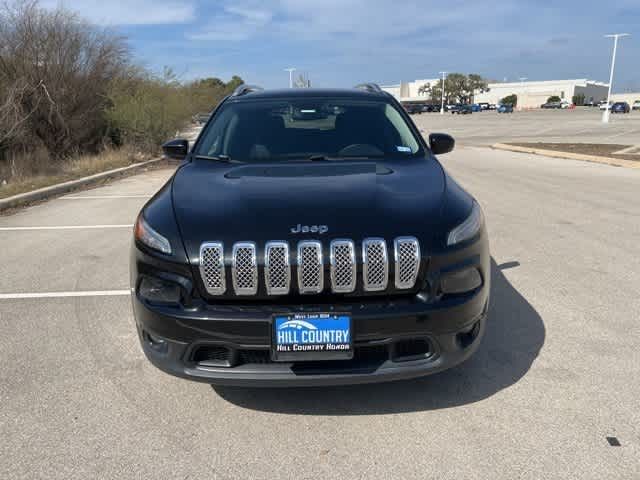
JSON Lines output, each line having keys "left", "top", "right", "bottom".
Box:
{"left": 199, "top": 237, "right": 421, "bottom": 296}
{"left": 200, "top": 242, "right": 226, "bottom": 295}
{"left": 394, "top": 237, "right": 421, "bottom": 289}
{"left": 297, "top": 240, "right": 324, "bottom": 294}
{"left": 330, "top": 239, "right": 356, "bottom": 293}
{"left": 231, "top": 242, "right": 258, "bottom": 295}
{"left": 362, "top": 238, "right": 388, "bottom": 291}
{"left": 265, "top": 241, "right": 290, "bottom": 295}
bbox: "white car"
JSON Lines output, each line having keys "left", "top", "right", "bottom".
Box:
{"left": 632, "top": 100, "right": 640, "bottom": 111}
{"left": 599, "top": 102, "right": 611, "bottom": 111}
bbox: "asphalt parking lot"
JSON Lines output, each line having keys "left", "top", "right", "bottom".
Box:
{"left": 411, "top": 107, "right": 640, "bottom": 146}
{"left": 2, "top": 118, "right": 640, "bottom": 478}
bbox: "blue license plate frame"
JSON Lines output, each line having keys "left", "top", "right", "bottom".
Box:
{"left": 271, "top": 313, "right": 353, "bottom": 362}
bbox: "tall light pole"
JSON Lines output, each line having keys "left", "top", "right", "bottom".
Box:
{"left": 284, "top": 67, "right": 296, "bottom": 88}
{"left": 602, "top": 33, "right": 629, "bottom": 123}
{"left": 439, "top": 71, "right": 447, "bottom": 114}
{"left": 518, "top": 77, "right": 527, "bottom": 110}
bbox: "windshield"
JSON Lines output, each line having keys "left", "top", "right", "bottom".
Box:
{"left": 194, "top": 97, "right": 422, "bottom": 162}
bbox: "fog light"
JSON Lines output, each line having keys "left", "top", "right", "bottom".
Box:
{"left": 139, "top": 276, "right": 181, "bottom": 304}
{"left": 440, "top": 267, "right": 481, "bottom": 294}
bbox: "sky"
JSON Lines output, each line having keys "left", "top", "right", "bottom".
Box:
{"left": 44, "top": 0, "right": 640, "bottom": 91}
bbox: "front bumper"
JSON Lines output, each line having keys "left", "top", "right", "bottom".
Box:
{"left": 136, "top": 308, "right": 487, "bottom": 387}
{"left": 132, "top": 237, "right": 490, "bottom": 387}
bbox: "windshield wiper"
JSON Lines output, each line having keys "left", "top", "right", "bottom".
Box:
{"left": 305, "top": 155, "right": 371, "bottom": 162}
{"left": 193, "top": 154, "right": 240, "bottom": 163}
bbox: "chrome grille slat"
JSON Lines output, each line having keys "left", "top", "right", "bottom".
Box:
{"left": 265, "top": 241, "right": 290, "bottom": 295}
{"left": 362, "top": 238, "right": 388, "bottom": 291}
{"left": 330, "top": 239, "right": 356, "bottom": 293}
{"left": 200, "top": 242, "right": 226, "bottom": 295}
{"left": 232, "top": 242, "right": 258, "bottom": 295}
{"left": 199, "top": 237, "right": 421, "bottom": 296}
{"left": 297, "top": 241, "right": 323, "bottom": 294}
{"left": 394, "top": 237, "right": 420, "bottom": 289}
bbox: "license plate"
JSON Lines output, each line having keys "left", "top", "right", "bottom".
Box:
{"left": 272, "top": 313, "right": 352, "bottom": 362}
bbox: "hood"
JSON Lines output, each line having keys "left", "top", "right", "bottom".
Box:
{"left": 172, "top": 158, "right": 445, "bottom": 260}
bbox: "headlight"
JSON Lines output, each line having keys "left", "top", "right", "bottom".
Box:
{"left": 447, "top": 201, "right": 484, "bottom": 246}
{"left": 134, "top": 215, "right": 172, "bottom": 254}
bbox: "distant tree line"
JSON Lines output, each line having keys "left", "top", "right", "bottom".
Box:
{"left": 0, "top": 0, "right": 242, "bottom": 178}
{"left": 501, "top": 94, "right": 518, "bottom": 106}
{"left": 418, "top": 74, "right": 490, "bottom": 104}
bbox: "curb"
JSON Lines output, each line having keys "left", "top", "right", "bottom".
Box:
{"left": 490, "top": 143, "right": 640, "bottom": 169}
{"left": 0, "top": 158, "right": 165, "bottom": 211}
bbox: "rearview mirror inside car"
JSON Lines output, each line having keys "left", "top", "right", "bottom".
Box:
{"left": 429, "top": 133, "right": 455, "bottom": 155}
{"left": 162, "top": 139, "right": 189, "bottom": 160}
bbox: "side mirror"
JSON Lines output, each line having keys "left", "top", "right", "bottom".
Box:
{"left": 162, "top": 139, "right": 189, "bottom": 160}
{"left": 428, "top": 133, "right": 455, "bottom": 155}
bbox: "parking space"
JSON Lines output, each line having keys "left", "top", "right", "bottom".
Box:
{"left": 411, "top": 108, "right": 640, "bottom": 146}
{"left": 2, "top": 130, "right": 640, "bottom": 478}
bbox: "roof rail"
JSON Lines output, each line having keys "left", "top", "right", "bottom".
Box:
{"left": 354, "top": 83, "right": 383, "bottom": 94}
{"left": 231, "top": 84, "right": 264, "bottom": 97}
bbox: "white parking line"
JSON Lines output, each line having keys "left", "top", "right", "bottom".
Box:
{"left": 612, "top": 145, "right": 640, "bottom": 155}
{"left": 0, "top": 224, "right": 133, "bottom": 231}
{"left": 605, "top": 129, "right": 635, "bottom": 140}
{"left": 60, "top": 195, "right": 151, "bottom": 200}
{"left": 0, "top": 290, "right": 131, "bottom": 299}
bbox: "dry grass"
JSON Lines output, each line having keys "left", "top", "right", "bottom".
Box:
{"left": 0, "top": 146, "right": 152, "bottom": 199}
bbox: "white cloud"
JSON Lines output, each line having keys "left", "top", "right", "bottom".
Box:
{"left": 41, "top": 0, "right": 195, "bottom": 25}
{"left": 224, "top": 5, "right": 272, "bottom": 24}
{"left": 186, "top": 0, "right": 522, "bottom": 46}
{"left": 188, "top": 3, "right": 273, "bottom": 41}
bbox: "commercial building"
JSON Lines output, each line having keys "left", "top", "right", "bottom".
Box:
{"left": 610, "top": 92, "right": 640, "bottom": 105}
{"left": 474, "top": 79, "right": 609, "bottom": 108}
{"left": 382, "top": 78, "right": 610, "bottom": 108}
{"left": 381, "top": 79, "right": 440, "bottom": 102}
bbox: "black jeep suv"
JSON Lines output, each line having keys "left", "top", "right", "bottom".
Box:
{"left": 131, "top": 84, "right": 490, "bottom": 386}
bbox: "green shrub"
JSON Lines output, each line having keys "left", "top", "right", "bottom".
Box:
{"left": 572, "top": 94, "right": 585, "bottom": 105}
{"left": 106, "top": 70, "right": 244, "bottom": 151}
{"left": 501, "top": 94, "right": 517, "bottom": 106}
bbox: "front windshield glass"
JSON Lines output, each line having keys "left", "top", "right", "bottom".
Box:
{"left": 194, "top": 98, "right": 422, "bottom": 162}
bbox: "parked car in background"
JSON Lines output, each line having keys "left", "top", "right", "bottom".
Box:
{"left": 402, "top": 103, "right": 424, "bottom": 114}
{"left": 488, "top": 104, "right": 497, "bottom": 110}
{"left": 450, "top": 104, "right": 473, "bottom": 115}
{"left": 611, "top": 102, "right": 631, "bottom": 114}
{"left": 599, "top": 101, "right": 611, "bottom": 110}
{"left": 632, "top": 100, "right": 640, "bottom": 111}
{"left": 471, "top": 104, "right": 482, "bottom": 112}
{"left": 560, "top": 100, "right": 571, "bottom": 109}
{"left": 541, "top": 101, "right": 562, "bottom": 109}
{"left": 478, "top": 102, "right": 490, "bottom": 111}
{"left": 497, "top": 104, "right": 514, "bottom": 113}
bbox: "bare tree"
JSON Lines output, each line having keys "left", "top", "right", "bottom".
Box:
{"left": 0, "top": 0, "right": 129, "bottom": 160}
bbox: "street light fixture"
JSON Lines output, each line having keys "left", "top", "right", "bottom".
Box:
{"left": 439, "top": 71, "right": 447, "bottom": 114}
{"left": 284, "top": 67, "right": 296, "bottom": 88}
{"left": 602, "top": 33, "right": 630, "bottom": 123}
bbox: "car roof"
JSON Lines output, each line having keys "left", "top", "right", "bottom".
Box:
{"left": 226, "top": 87, "right": 390, "bottom": 103}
